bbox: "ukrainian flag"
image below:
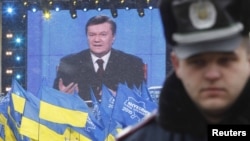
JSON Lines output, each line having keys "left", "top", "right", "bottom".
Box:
{"left": 39, "top": 86, "right": 88, "bottom": 127}
{"left": 19, "top": 90, "right": 68, "bottom": 140}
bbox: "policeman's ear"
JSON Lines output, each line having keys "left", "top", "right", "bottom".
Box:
{"left": 171, "top": 52, "right": 183, "bottom": 79}
{"left": 170, "top": 52, "right": 179, "bottom": 72}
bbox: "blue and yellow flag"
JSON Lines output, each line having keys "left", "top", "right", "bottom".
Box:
{"left": 0, "top": 113, "right": 17, "bottom": 141}
{"left": 0, "top": 93, "right": 10, "bottom": 122}
{"left": 63, "top": 127, "right": 93, "bottom": 141}
{"left": 0, "top": 95, "right": 9, "bottom": 141}
{"left": 7, "top": 79, "right": 29, "bottom": 141}
{"left": 19, "top": 87, "right": 68, "bottom": 140}
{"left": 72, "top": 90, "right": 105, "bottom": 140}
{"left": 0, "top": 123, "right": 4, "bottom": 141}
{"left": 39, "top": 86, "right": 88, "bottom": 127}
{"left": 9, "top": 79, "right": 27, "bottom": 126}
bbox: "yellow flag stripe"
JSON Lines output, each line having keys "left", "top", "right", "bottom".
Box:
{"left": 12, "top": 93, "right": 26, "bottom": 114}
{"left": 20, "top": 117, "right": 69, "bottom": 141}
{"left": 0, "top": 114, "right": 5, "bottom": 141}
{"left": 5, "top": 120, "right": 17, "bottom": 141}
{"left": 38, "top": 124, "right": 65, "bottom": 141}
{"left": 19, "top": 117, "right": 39, "bottom": 140}
{"left": 0, "top": 114, "right": 7, "bottom": 125}
{"left": 5, "top": 108, "right": 20, "bottom": 141}
{"left": 39, "top": 101, "right": 88, "bottom": 127}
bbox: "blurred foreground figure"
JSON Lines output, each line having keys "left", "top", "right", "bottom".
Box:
{"left": 116, "top": 0, "right": 250, "bottom": 140}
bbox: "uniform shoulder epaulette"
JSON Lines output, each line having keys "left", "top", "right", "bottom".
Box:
{"left": 116, "top": 110, "right": 158, "bottom": 140}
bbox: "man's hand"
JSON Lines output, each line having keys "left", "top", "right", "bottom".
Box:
{"left": 58, "top": 78, "right": 79, "bottom": 94}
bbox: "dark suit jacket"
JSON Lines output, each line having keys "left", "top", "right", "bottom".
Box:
{"left": 53, "top": 48, "right": 145, "bottom": 101}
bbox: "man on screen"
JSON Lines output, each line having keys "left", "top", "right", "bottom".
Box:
{"left": 53, "top": 15, "right": 145, "bottom": 102}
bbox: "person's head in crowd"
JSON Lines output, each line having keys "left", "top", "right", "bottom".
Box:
{"left": 160, "top": 0, "right": 250, "bottom": 124}
{"left": 85, "top": 15, "right": 116, "bottom": 58}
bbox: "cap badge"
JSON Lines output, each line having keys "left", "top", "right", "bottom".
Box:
{"left": 189, "top": 0, "right": 217, "bottom": 29}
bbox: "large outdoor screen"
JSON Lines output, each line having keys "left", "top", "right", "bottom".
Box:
{"left": 27, "top": 9, "right": 166, "bottom": 97}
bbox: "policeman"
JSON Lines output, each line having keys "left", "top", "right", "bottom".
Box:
{"left": 116, "top": 0, "right": 250, "bottom": 140}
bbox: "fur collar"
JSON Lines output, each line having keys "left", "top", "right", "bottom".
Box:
{"left": 158, "top": 71, "right": 250, "bottom": 136}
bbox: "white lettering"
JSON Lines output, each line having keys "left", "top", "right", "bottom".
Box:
{"left": 212, "top": 129, "right": 247, "bottom": 136}
{"left": 212, "top": 129, "right": 218, "bottom": 136}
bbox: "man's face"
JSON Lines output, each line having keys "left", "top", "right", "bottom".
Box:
{"left": 87, "top": 22, "right": 115, "bottom": 57}
{"left": 172, "top": 44, "right": 250, "bottom": 116}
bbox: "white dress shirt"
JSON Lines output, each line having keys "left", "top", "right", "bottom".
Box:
{"left": 91, "top": 51, "right": 111, "bottom": 72}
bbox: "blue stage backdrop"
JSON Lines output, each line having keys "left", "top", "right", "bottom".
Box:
{"left": 27, "top": 9, "right": 166, "bottom": 95}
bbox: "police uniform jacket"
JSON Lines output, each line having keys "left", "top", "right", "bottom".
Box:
{"left": 116, "top": 71, "right": 250, "bottom": 141}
